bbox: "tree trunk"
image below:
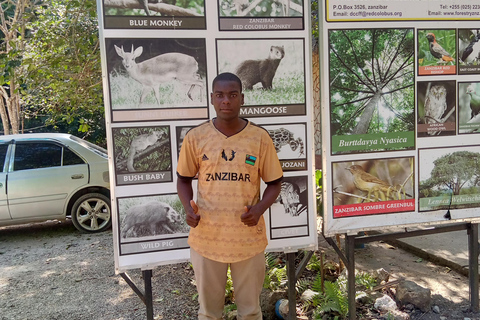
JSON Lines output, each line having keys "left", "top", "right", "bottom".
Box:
{"left": 0, "top": 97, "right": 10, "bottom": 135}
{"left": 352, "top": 90, "right": 382, "bottom": 135}
{"left": 7, "top": 93, "right": 20, "bottom": 134}
{"left": 0, "top": 0, "right": 32, "bottom": 135}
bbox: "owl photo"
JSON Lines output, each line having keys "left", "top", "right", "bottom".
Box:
{"left": 417, "top": 81, "right": 456, "bottom": 137}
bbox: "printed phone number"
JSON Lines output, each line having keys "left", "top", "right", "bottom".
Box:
{"left": 440, "top": 4, "right": 480, "bottom": 10}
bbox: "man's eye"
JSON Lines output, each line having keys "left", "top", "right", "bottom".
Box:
{"left": 231, "top": 94, "right": 237, "bottom": 98}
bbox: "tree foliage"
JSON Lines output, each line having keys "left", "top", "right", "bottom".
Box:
{"left": 420, "top": 151, "right": 480, "bottom": 196}
{"left": 329, "top": 29, "right": 415, "bottom": 136}
{"left": 22, "top": 0, "right": 104, "bottom": 144}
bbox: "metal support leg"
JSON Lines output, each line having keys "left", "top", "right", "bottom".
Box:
{"left": 286, "top": 252, "right": 296, "bottom": 320}
{"left": 468, "top": 223, "right": 479, "bottom": 312}
{"left": 346, "top": 235, "right": 356, "bottom": 320}
{"left": 119, "top": 270, "right": 154, "bottom": 320}
{"left": 143, "top": 269, "right": 154, "bottom": 320}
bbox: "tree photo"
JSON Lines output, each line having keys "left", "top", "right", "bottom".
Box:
{"left": 329, "top": 28, "right": 415, "bottom": 154}
{"left": 419, "top": 147, "right": 480, "bottom": 211}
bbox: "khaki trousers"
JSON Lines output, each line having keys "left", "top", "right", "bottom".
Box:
{"left": 190, "top": 248, "right": 265, "bottom": 320}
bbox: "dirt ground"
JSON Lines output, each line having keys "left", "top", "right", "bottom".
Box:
{"left": 319, "top": 235, "right": 480, "bottom": 320}
{"left": 1, "top": 220, "right": 480, "bottom": 320}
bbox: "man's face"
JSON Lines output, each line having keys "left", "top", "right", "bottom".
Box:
{"left": 211, "top": 80, "right": 244, "bottom": 122}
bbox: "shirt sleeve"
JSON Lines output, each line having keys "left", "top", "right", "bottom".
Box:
{"left": 176, "top": 131, "right": 199, "bottom": 178}
{"left": 259, "top": 131, "right": 283, "bottom": 183}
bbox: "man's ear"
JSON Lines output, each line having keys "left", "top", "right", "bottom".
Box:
{"left": 210, "top": 92, "right": 214, "bottom": 105}
{"left": 241, "top": 93, "right": 245, "bottom": 105}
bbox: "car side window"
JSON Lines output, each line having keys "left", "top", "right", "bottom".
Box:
{"left": 0, "top": 144, "right": 8, "bottom": 172}
{"left": 14, "top": 142, "right": 62, "bottom": 171}
{"left": 63, "top": 148, "right": 85, "bottom": 166}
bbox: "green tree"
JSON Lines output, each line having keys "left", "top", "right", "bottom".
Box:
{"left": 22, "top": 0, "right": 104, "bottom": 143}
{"left": 0, "top": 0, "right": 41, "bottom": 134}
{"left": 329, "top": 29, "right": 415, "bottom": 136}
{"left": 422, "top": 151, "right": 480, "bottom": 195}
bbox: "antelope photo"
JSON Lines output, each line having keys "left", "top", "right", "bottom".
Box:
{"left": 114, "top": 44, "right": 204, "bottom": 107}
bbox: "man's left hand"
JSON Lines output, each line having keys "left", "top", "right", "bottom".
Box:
{"left": 240, "top": 205, "right": 262, "bottom": 227}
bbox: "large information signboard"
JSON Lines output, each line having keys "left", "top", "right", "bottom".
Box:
{"left": 321, "top": 0, "right": 480, "bottom": 236}
{"left": 97, "top": 0, "right": 317, "bottom": 273}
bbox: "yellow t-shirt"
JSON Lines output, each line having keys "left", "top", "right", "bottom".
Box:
{"left": 177, "top": 120, "right": 283, "bottom": 263}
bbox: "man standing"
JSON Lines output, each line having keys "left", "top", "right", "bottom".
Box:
{"left": 176, "top": 72, "right": 283, "bottom": 320}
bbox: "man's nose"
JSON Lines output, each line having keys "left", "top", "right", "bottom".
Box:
{"left": 221, "top": 96, "right": 230, "bottom": 104}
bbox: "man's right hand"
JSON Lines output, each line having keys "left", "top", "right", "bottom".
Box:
{"left": 186, "top": 199, "right": 200, "bottom": 228}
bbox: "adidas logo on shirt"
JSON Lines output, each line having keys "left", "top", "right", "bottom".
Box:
{"left": 202, "top": 154, "right": 209, "bottom": 161}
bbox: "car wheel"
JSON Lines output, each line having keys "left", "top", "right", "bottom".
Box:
{"left": 71, "top": 193, "right": 111, "bottom": 233}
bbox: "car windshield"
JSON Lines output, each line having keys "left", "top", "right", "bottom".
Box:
{"left": 69, "top": 136, "right": 108, "bottom": 158}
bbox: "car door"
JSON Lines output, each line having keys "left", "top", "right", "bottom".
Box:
{"left": 0, "top": 143, "right": 11, "bottom": 221}
{"left": 7, "top": 141, "right": 89, "bottom": 220}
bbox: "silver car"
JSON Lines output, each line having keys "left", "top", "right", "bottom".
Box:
{"left": 0, "top": 133, "right": 111, "bottom": 233}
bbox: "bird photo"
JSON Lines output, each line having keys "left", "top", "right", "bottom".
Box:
{"left": 426, "top": 33, "right": 454, "bottom": 63}
{"left": 458, "top": 82, "right": 480, "bottom": 133}
{"left": 347, "top": 165, "right": 397, "bottom": 201}
{"left": 332, "top": 158, "right": 414, "bottom": 208}
{"left": 466, "top": 85, "right": 480, "bottom": 120}
{"left": 424, "top": 85, "right": 447, "bottom": 124}
{"left": 418, "top": 29, "right": 456, "bottom": 75}
{"left": 417, "top": 81, "right": 456, "bottom": 137}
{"left": 459, "top": 29, "right": 480, "bottom": 67}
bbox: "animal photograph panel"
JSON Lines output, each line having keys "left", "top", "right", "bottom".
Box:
{"left": 332, "top": 158, "right": 415, "bottom": 217}
{"left": 269, "top": 176, "right": 308, "bottom": 228}
{"left": 175, "top": 125, "right": 194, "bottom": 160}
{"left": 216, "top": 38, "right": 305, "bottom": 106}
{"left": 118, "top": 194, "right": 189, "bottom": 241}
{"left": 419, "top": 146, "right": 480, "bottom": 212}
{"left": 458, "top": 29, "right": 480, "bottom": 73}
{"left": 103, "top": 0, "right": 205, "bottom": 17}
{"left": 218, "top": 0, "right": 303, "bottom": 17}
{"left": 261, "top": 123, "right": 306, "bottom": 159}
{"left": 418, "top": 29, "right": 456, "bottom": 75}
{"left": 458, "top": 82, "right": 480, "bottom": 134}
{"left": 417, "top": 80, "right": 456, "bottom": 137}
{"left": 106, "top": 38, "right": 207, "bottom": 110}
{"left": 329, "top": 28, "right": 415, "bottom": 154}
{"left": 112, "top": 126, "right": 172, "bottom": 185}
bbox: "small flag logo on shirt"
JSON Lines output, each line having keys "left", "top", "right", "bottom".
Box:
{"left": 245, "top": 155, "right": 256, "bottom": 166}
{"left": 202, "top": 154, "right": 209, "bottom": 161}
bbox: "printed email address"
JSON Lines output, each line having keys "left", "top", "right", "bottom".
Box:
{"left": 349, "top": 11, "right": 403, "bottom": 17}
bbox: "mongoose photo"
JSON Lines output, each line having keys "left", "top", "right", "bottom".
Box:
{"left": 235, "top": 45, "right": 285, "bottom": 90}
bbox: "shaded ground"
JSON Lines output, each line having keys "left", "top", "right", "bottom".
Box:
{"left": 1, "top": 221, "right": 479, "bottom": 319}
{"left": 0, "top": 220, "right": 197, "bottom": 320}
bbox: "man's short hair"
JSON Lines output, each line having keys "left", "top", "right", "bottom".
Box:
{"left": 212, "top": 72, "right": 243, "bottom": 92}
